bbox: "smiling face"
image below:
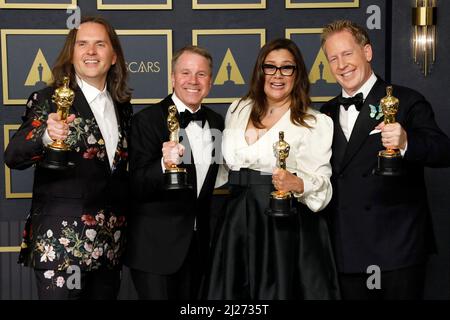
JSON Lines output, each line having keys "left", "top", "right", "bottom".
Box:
{"left": 323, "top": 30, "right": 373, "bottom": 96}
{"left": 263, "top": 49, "right": 296, "bottom": 106}
{"left": 171, "top": 51, "right": 212, "bottom": 111}
{"left": 72, "top": 22, "right": 117, "bottom": 90}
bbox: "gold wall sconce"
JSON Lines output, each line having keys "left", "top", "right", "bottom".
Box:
{"left": 412, "top": 0, "right": 437, "bottom": 76}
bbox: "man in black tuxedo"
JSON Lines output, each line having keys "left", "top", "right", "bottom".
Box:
{"left": 320, "top": 20, "right": 450, "bottom": 299}
{"left": 4, "top": 17, "right": 132, "bottom": 299}
{"left": 124, "top": 46, "right": 224, "bottom": 299}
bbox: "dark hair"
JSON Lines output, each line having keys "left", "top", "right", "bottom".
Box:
{"left": 241, "top": 38, "right": 313, "bottom": 129}
{"left": 51, "top": 16, "right": 132, "bottom": 103}
{"left": 321, "top": 19, "right": 371, "bottom": 53}
{"left": 172, "top": 45, "right": 213, "bottom": 74}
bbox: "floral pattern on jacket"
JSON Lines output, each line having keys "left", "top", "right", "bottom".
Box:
{"left": 24, "top": 92, "right": 117, "bottom": 163}
{"left": 12, "top": 88, "right": 132, "bottom": 272}
{"left": 32, "top": 211, "right": 126, "bottom": 271}
{"left": 24, "top": 93, "right": 49, "bottom": 146}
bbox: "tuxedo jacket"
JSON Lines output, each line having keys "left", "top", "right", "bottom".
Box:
{"left": 321, "top": 77, "right": 450, "bottom": 274}
{"left": 124, "top": 95, "right": 224, "bottom": 275}
{"left": 4, "top": 86, "right": 132, "bottom": 272}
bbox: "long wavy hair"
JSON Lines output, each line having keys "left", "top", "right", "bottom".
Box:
{"left": 241, "top": 38, "right": 314, "bottom": 129}
{"left": 51, "top": 16, "right": 132, "bottom": 103}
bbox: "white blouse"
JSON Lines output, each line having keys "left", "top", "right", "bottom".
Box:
{"left": 217, "top": 98, "right": 334, "bottom": 212}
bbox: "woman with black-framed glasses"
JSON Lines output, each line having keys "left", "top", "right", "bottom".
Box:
{"left": 204, "top": 38, "right": 340, "bottom": 300}
{"left": 262, "top": 63, "right": 297, "bottom": 76}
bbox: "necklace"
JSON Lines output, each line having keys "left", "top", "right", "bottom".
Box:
{"left": 268, "top": 105, "right": 288, "bottom": 115}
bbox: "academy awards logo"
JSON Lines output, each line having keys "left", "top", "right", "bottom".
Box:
{"left": 193, "top": 29, "right": 265, "bottom": 103}
{"left": 126, "top": 60, "right": 161, "bottom": 73}
{"left": 214, "top": 48, "right": 245, "bottom": 87}
{"left": 308, "top": 47, "right": 337, "bottom": 96}
{"left": 117, "top": 30, "right": 172, "bottom": 103}
{"left": 286, "top": 28, "right": 340, "bottom": 102}
{"left": 1, "top": 30, "right": 170, "bottom": 104}
{"left": 1, "top": 30, "right": 68, "bottom": 104}
{"left": 24, "top": 49, "right": 52, "bottom": 88}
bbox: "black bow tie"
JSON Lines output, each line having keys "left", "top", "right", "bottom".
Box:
{"left": 337, "top": 92, "right": 364, "bottom": 111}
{"left": 179, "top": 108, "right": 206, "bottom": 129}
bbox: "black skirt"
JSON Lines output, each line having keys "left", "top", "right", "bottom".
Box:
{"left": 204, "top": 169, "right": 340, "bottom": 300}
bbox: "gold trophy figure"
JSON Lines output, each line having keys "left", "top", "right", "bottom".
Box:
{"left": 40, "top": 76, "right": 75, "bottom": 170}
{"left": 374, "top": 86, "right": 403, "bottom": 176}
{"left": 265, "top": 131, "right": 297, "bottom": 217}
{"left": 163, "top": 105, "right": 192, "bottom": 190}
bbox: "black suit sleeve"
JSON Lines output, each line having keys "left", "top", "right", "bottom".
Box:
{"left": 320, "top": 102, "right": 330, "bottom": 114}
{"left": 4, "top": 91, "right": 52, "bottom": 170}
{"left": 120, "top": 102, "right": 133, "bottom": 136}
{"left": 129, "top": 109, "right": 166, "bottom": 201}
{"left": 402, "top": 92, "right": 450, "bottom": 167}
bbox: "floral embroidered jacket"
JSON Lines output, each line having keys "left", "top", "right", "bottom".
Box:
{"left": 4, "top": 86, "right": 132, "bottom": 272}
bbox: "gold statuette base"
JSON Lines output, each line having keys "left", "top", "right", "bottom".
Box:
{"left": 265, "top": 191, "right": 297, "bottom": 217}
{"left": 164, "top": 166, "right": 192, "bottom": 190}
{"left": 373, "top": 149, "right": 403, "bottom": 176}
{"left": 40, "top": 145, "right": 74, "bottom": 170}
{"left": 48, "top": 139, "right": 70, "bottom": 151}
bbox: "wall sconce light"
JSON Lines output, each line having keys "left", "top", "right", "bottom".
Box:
{"left": 412, "top": 0, "right": 437, "bottom": 76}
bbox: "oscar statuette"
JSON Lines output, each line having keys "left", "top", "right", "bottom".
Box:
{"left": 374, "top": 86, "right": 403, "bottom": 176}
{"left": 40, "top": 76, "right": 75, "bottom": 170}
{"left": 163, "top": 105, "right": 192, "bottom": 190}
{"left": 265, "top": 131, "right": 297, "bottom": 217}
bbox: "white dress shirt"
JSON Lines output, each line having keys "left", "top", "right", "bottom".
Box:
{"left": 170, "top": 93, "right": 213, "bottom": 198}
{"left": 339, "top": 72, "right": 377, "bottom": 141}
{"left": 218, "top": 98, "right": 334, "bottom": 212}
{"left": 76, "top": 77, "right": 118, "bottom": 168}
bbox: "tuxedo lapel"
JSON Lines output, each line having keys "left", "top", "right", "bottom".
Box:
{"left": 327, "top": 100, "right": 348, "bottom": 173}
{"left": 181, "top": 149, "right": 197, "bottom": 195}
{"left": 72, "top": 89, "right": 105, "bottom": 153}
{"left": 111, "top": 101, "right": 131, "bottom": 173}
{"left": 339, "top": 79, "right": 386, "bottom": 171}
{"left": 71, "top": 89, "right": 110, "bottom": 173}
{"left": 198, "top": 107, "right": 222, "bottom": 199}
{"left": 110, "top": 101, "right": 122, "bottom": 172}
{"left": 72, "top": 88, "right": 96, "bottom": 121}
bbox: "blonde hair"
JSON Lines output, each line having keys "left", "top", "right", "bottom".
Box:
{"left": 321, "top": 20, "right": 371, "bottom": 51}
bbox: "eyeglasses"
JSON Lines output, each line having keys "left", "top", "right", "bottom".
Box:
{"left": 262, "top": 64, "right": 296, "bottom": 76}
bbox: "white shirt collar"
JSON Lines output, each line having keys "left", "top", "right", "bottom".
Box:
{"left": 171, "top": 92, "right": 202, "bottom": 114}
{"left": 342, "top": 72, "right": 377, "bottom": 99}
{"left": 76, "top": 75, "right": 108, "bottom": 104}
